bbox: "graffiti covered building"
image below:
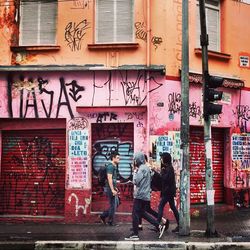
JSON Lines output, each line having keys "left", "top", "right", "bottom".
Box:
{"left": 0, "top": 0, "right": 249, "bottom": 222}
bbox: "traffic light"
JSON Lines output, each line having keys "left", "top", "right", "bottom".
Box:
{"left": 203, "top": 73, "right": 224, "bottom": 121}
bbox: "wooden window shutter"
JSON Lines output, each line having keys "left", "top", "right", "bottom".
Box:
{"left": 20, "top": 0, "right": 57, "bottom": 46}
{"left": 196, "top": 0, "right": 220, "bottom": 52}
{"left": 96, "top": 0, "right": 133, "bottom": 43}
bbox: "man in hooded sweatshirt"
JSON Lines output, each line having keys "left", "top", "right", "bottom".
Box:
{"left": 124, "top": 152, "right": 166, "bottom": 241}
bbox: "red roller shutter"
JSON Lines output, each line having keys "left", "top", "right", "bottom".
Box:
{"left": 91, "top": 123, "right": 134, "bottom": 213}
{"left": 0, "top": 129, "right": 66, "bottom": 217}
{"left": 190, "top": 127, "right": 224, "bottom": 204}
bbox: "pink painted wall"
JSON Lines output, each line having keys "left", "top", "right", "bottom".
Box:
{"left": 0, "top": 71, "right": 250, "bottom": 222}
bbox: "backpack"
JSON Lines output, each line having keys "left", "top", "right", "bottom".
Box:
{"left": 98, "top": 165, "right": 107, "bottom": 187}
{"left": 151, "top": 170, "right": 162, "bottom": 191}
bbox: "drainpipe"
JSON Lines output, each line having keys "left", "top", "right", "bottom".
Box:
{"left": 146, "top": 0, "right": 151, "bottom": 67}
{"left": 146, "top": 0, "right": 151, "bottom": 155}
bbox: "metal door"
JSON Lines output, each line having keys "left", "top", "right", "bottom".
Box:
{"left": 91, "top": 123, "right": 134, "bottom": 213}
{"left": 190, "top": 127, "right": 224, "bottom": 204}
{"left": 0, "top": 129, "right": 66, "bottom": 217}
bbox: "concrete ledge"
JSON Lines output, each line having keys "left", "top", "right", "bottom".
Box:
{"left": 187, "top": 242, "right": 250, "bottom": 250}
{"left": 35, "top": 241, "right": 186, "bottom": 250}
{"left": 35, "top": 241, "right": 250, "bottom": 250}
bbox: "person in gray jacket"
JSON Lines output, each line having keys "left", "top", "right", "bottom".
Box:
{"left": 124, "top": 152, "right": 166, "bottom": 241}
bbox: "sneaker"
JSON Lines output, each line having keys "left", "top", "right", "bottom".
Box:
{"left": 99, "top": 215, "right": 106, "bottom": 225}
{"left": 124, "top": 233, "right": 140, "bottom": 241}
{"left": 158, "top": 224, "right": 166, "bottom": 239}
{"left": 172, "top": 225, "right": 179, "bottom": 233}
{"left": 165, "top": 219, "right": 170, "bottom": 231}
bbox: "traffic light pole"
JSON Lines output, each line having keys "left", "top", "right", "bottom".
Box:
{"left": 179, "top": 0, "right": 190, "bottom": 236}
{"left": 199, "top": 0, "right": 217, "bottom": 237}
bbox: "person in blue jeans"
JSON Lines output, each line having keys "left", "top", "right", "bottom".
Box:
{"left": 99, "top": 152, "right": 120, "bottom": 226}
{"left": 157, "top": 152, "right": 179, "bottom": 233}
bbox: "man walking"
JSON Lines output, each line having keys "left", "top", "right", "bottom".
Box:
{"left": 99, "top": 152, "right": 120, "bottom": 226}
{"left": 125, "top": 152, "right": 165, "bottom": 240}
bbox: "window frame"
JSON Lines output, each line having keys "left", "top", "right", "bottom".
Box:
{"left": 196, "top": 0, "right": 221, "bottom": 52}
{"left": 95, "top": 0, "right": 134, "bottom": 44}
{"left": 19, "top": 0, "right": 58, "bottom": 46}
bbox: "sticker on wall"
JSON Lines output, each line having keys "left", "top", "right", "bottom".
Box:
{"left": 239, "top": 56, "right": 249, "bottom": 68}
{"left": 232, "top": 133, "right": 250, "bottom": 171}
{"left": 69, "top": 130, "right": 89, "bottom": 188}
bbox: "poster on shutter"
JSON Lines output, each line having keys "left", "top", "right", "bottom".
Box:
{"left": 232, "top": 133, "right": 250, "bottom": 171}
{"left": 69, "top": 130, "right": 89, "bottom": 189}
{"left": 156, "top": 136, "right": 173, "bottom": 162}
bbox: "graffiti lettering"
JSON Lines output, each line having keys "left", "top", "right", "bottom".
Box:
{"left": 68, "top": 193, "right": 91, "bottom": 216}
{"left": 168, "top": 92, "right": 181, "bottom": 115}
{"left": 68, "top": 117, "right": 89, "bottom": 130}
{"left": 71, "top": 0, "right": 91, "bottom": 9}
{"left": 137, "top": 121, "right": 144, "bottom": 128}
{"left": 56, "top": 78, "right": 74, "bottom": 119}
{"left": 0, "top": 135, "right": 65, "bottom": 216}
{"left": 24, "top": 86, "right": 39, "bottom": 118}
{"left": 92, "top": 139, "right": 134, "bottom": 182}
{"left": 151, "top": 36, "right": 163, "bottom": 50}
{"left": 65, "top": 19, "right": 90, "bottom": 51}
{"left": 96, "top": 112, "right": 118, "bottom": 123}
{"left": 6, "top": 71, "right": 163, "bottom": 118}
{"left": 92, "top": 71, "right": 112, "bottom": 106}
{"left": 125, "top": 112, "right": 144, "bottom": 120}
{"left": 65, "top": 80, "right": 85, "bottom": 102}
{"left": 189, "top": 102, "right": 202, "bottom": 119}
{"left": 233, "top": 105, "right": 250, "bottom": 133}
{"left": 92, "top": 123, "right": 128, "bottom": 138}
{"left": 38, "top": 77, "right": 54, "bottom": 118}
{"left": 135, "top": 22, "right": 147, "bottom": 42}
{"left": 120, "top": 71, "right": 163, "bottom": 106}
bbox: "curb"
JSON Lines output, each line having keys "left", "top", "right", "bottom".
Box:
{"left": 34, "top": 241, "right": 250, "bottom": 250}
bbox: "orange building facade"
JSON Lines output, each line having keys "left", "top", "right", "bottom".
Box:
{"left": 0, "top": 0, "right": 249, "bottom": 223}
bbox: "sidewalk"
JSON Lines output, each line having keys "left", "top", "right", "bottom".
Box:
{"left": 0, "top": 206, "right": 249, "bottom": 249}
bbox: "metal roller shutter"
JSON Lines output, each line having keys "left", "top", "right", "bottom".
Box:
{"left": 190, "top": 127, "right": 224, "bottom": 204}
{"left": 91, "top": 123, "right": 134, "bottom": 213}
{"left": 0, "top": 129, "right": 66, "bottom": 217}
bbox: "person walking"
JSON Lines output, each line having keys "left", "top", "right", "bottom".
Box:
{"left": 125, "top": 152, "right": 166, "bottom": 240}
{"left": 136, "top": 154, "right": 168, "bottom": 231}
{"left": 157, "top": 152, "right": 179, "bottom": 233}
{"left": 99, "top": 152, "right": 120, "bottom": 226}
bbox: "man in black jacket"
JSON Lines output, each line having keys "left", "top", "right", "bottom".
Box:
{"left": 158, "top": 152, "right": 179, "bottom": 233}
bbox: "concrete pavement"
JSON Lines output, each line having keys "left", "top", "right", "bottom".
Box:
{"left": 0, "top": 206, "right": 249, "bottom": 249}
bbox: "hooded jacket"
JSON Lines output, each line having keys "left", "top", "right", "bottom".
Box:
{"left": 161, "top": 163, "right": 176, "bottom": 198}
{"left": 133, "top": 152, "right": 151, "bottom": 201}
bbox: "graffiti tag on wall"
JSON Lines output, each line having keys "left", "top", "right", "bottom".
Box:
{"left": 65, "top": 19, "right": 90, "bottom": 51}
{"left": 168, "top": 92, "right": 202, "bottom": 120}
{"left": 233, "top": 105, "right": 250, "bottom": 133}
{"left": 92, "top": 139, "right": 134, "bottom": 182}
{"left": 0, "top": 133, "right": 65, "bottom": 216}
